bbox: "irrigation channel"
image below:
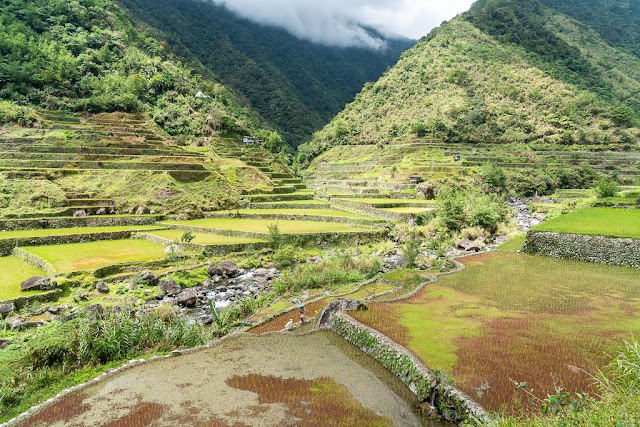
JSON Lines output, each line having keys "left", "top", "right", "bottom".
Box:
{"left": 12, "top": 331, "right": 447, "bottom": 426}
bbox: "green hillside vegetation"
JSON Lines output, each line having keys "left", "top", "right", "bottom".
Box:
{"left": 116, "top": 0, "right": 413, "bottom": 145}
{"left": 0, "top": 0, "right": 270, "bottom": 143}
{"left": 298, "top": 0, "right": 640, "bottom": 168}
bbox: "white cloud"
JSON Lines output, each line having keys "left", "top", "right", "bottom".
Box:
{"left": 209, "top": 0, "right": 475, "bottom": 49}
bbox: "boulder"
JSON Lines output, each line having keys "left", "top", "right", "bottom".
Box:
{"left": 138, "top": 271, "right": 158, "bottom": 285}
{"left": 95, "top": 282, "right": 110, "bottom": 293}
{"left": 73, "top": 210, "right": 88, "bottom": 218}
{"left": 6, "top": 317, "right": 23, "bottom": 331}
{"left": 176, "top": 289, "right": 198, "bottom": 307}
{"left": 219, "top": 260, "right": 239, "bottom": 278}
{"left": 198, "top": 315, "right": 214, "bottom": 326}
{"left": 21, "top": 276, "right": 56, "bottom": 292}
{"left": 456, "top": 239, "right": 481, "bottom": 252}
{"left": 110, "top": 305, "right": 135, "bottom": 317}
{"left": 136, "top": 206, "right": 150, "bottom": 215}
{"left": 0, "top": 340, "right": 14, "bottom": 350}
{"left": 0, "top": 303, "right": 15, "bottom": 317}
{"left": 316, "top": 299, "right": 367, "bottom": 328}
{"left": 207, "top": 263, "right": 220, "bottom": 277}
{"left": 84, "top": 304, "right": 103, "bottom": 318}
{"left": 158, "top": 279, "right": 182, "bottom": 296}
{"left": 96, "top": 208, "right": 108, "bottom": 215}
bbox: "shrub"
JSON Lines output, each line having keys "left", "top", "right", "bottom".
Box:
{"left": 403, "top": 235, "right": 421, "bottom": 268}
{"left": 0, "top": 101, "right": 39, "bottom": 126}
{"left": 267, "top": 222, "right": 282, "bottom": 250}
{"left": 480, "top": 162, "right": 507, "bottom": 193}
{"left": 272, "top": 245, "right": 297, "bottom": 267}
{"left": 595, "top": 178, "right": 619, "bottom": 198}
{"left": 437, "top": 187, "right": 466, "bottom": 232}
{"left": 272, "top": 254, "right": 382, "bottom": 293}
{"left": 467, "top": 193, "right": 509, "bottom": 234}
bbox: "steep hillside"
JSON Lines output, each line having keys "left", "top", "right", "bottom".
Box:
{"left": 116, "top": 0, "right": 414, "bottom": 145}
{"left": 299, "top": 0, "right": 640, "bottom": 168}
{"left": 0, "top": 0, "right": 271, "bottom": 144}
{"left": 0, "top": 0, "right": 293, "bottom": 215}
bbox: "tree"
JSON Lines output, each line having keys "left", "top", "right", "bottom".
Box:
{"left": 437, "top": 187, "right": 466, "bottom": 232}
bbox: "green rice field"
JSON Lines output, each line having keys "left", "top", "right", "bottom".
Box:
{"left": 148, "top": 229, "right": 265, "bottom": 245}
{"left": 381, "top": 207, "right": 437, "bottom": 213}
{"left": 23, "top": 239, "right": 167, "bottom": 273}
{"left": 498, "top": 234, "right": 526, "bottom": 251}
{"left": 534, "top": 207, "right": 640, "bottom": 239}
{"left": 337, "top": 198, "right": 437, "bottom": 205}
{"left": 226, "top": 209, "right": 373, "bottom": 219}
{"left": 353, "top": 252, "right": 640, "bottom": 413}
{"left": 163, "top": 218, "right": 372, "bottom": 234}
{"left": 0, "top": 225, "right": 162, "bottom": 240}
{"left": 0, "top": 257, "right": 46, "bottom": 300}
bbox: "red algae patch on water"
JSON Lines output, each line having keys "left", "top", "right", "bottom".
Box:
{"left": 226, "top": 374, "right": 393, "bottom": 426}
{"left": 102, "top": 401, "right": 167, "bottom": 427}
{"left": 22, "top": 393, "right": 91, "bottom": 427}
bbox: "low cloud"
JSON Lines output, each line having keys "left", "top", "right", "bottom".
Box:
{"left": 210, "top": 0, "right": 475, "bottom": 49}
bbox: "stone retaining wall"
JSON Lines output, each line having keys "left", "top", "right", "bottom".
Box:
{"left": 160, "top": 223, "right": 386, "bottom": 246}
{"left": 331, "top": 313, "right": 487, "bottom": 424}
{"left": 11, "top": 247, "right": 57, "bottom": 276}
{"left": 330, "top": 198, "right": 438, "bottom": 222}
{"left": 0, "top": 289, "right": 64, "bottom": 309}
{"left": 523, "top": 231, "right": 640, "bottom": 268}
{"left": 203, "top": 211, "right": 381, "bottom": 226}
{"left": 0, "top": 215, "right": 161, "bottom": 231}
{"left": 135, "top": 233, "right": 269, "bottom": 256}
{"left": 0, "top": 230, "right": 154, "bottom": 257}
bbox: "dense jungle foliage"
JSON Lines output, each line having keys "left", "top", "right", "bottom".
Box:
{"left": 298, "top": 0, "right": 640, "bottom": 167}
{"left": 116, "top": 0, "right": 413, "bottom": 146}
{"left": 0, "top": 0, "right": 273, "bottom": 143}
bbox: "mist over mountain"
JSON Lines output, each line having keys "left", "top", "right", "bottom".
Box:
{"left": 299, "top": 0, "right": 640, "bottom": 166}
{"left": 118, "top": 0, "right": 415, "bottom": 145}
{"left": 210, "top": 0, "right": 475, "bottom": 48}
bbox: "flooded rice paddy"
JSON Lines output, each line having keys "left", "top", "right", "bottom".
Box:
{"left": 20, "top": 331, "right": 443, "bottom": 426}
{"left": 354, "top": 252, "right": 640, "bottom": 413}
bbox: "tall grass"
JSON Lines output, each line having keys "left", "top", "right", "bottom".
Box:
{"left": 492, "top": 339, "right": 640, "bottom": 426}
{"left": 273, "top": 254, "right": 382, "bottom": 294}
{"left": 1, "top": 309, "right": 208, "bottom": 416}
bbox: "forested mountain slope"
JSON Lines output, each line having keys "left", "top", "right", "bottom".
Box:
{"left": 117, "top": 0, "right": 414, "bottom": 145}
{"left": 299, "top": 0, "right": 640, "bottom": 167}
{"left": 0, "top": 0, "right": 273, "bottom": 143}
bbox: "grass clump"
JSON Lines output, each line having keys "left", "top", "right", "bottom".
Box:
{"left": 273, "top": 254, "right": 382, "bottom": 294}
{"left": 493, "top": 340, "right": 640, "bottom": 426}
{"left": 0, "top": 310, "right": 208, "bottom": 420}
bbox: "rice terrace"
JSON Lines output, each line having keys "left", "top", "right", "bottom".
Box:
{"left": 2, "top": 0, "right": 640, "bottom": 425}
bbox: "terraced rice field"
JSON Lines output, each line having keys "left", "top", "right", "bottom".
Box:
{"left": 23, "top": 240, "right": 167, "bottom": 273}
{"left": 337, "top": 198, "right": 436, "bottom": 205}
{"left": 224, "top": 209, "right": 374, "bottom": 219}
{"left": 353, "top": 252, "right": 640, "bottom": 413}
{"left": 147, "top": 229, "right": 265, "bottom": 245}
{"left": 19, "top": 332, "right": 433, "bottom": 426}
{"left": 382, "top": 207, "right": 437, "bottom": 213}
{"left": 0, "top": 257, "right": 46, "bottom": 300}
{"left": 0, "top": 225, "right": 162, "bottom": 240}
{"left": 164, "top": 218, "right": 372, "bottom": 234}
{"left": 534, "top": 207, "right": 640, "bottom": 239}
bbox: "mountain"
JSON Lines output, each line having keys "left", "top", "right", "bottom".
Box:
{"left": 0, "top": 0, "right": 272, "bottom": 143}
{"left": 298, "top": 0, "right": 640, "bottom": 168}
{"left": 116, "top": 0, "right": 414, "bottom": 145}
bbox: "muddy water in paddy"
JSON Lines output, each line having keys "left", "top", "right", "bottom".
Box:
{"left": 21, "top": 331, "right": 444, "bottom": 426}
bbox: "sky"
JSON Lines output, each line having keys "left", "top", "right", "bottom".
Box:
{"left": 210, "top": 0, "right": 476, "bottom": 49}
